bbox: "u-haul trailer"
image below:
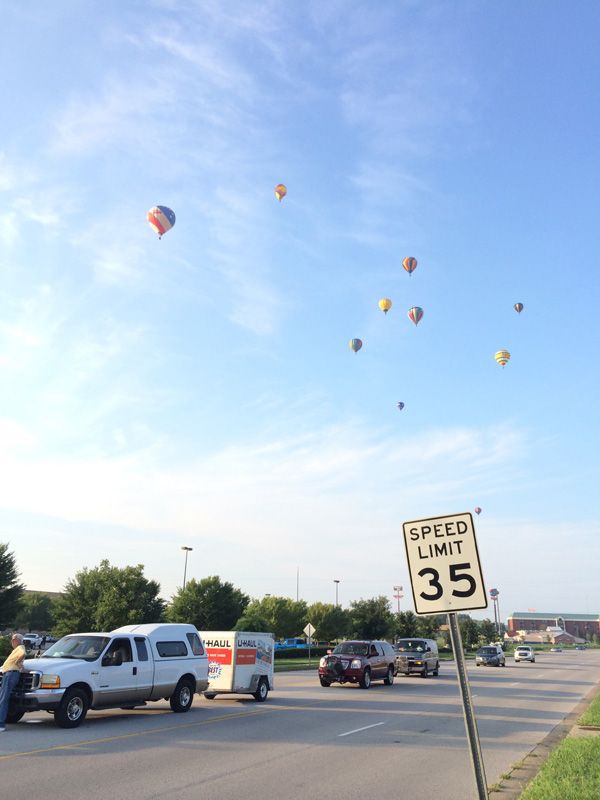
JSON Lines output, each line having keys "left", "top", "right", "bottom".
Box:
{"left": 199, "top": 630, "right": 275, "bottom": 702}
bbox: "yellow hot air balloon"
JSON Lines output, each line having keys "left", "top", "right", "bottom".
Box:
{"left": 274, "top": 184, "right": 287, "bottom": 201}
{"left": 379, "top": 298, "right": 392, "bottom": 315}
{"left": 495, "top": 350, "right": 510, "bottom": 368}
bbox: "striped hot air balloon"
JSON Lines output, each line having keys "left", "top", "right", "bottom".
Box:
{"left": 402, "top": 257, "right": 417, "bottom": 276}
{"left": 514, "top": 302, "right": 523, "bottom": 314}
{"left": 475, "top": 507, "right": 482, "bottom": 515}
{"left": 495, "top": 350, "right": 510, "bottom": 368}
{"left": 147, "top": 206, "right": 176, "bottom": 239}
{"left": 408, "top": 307, "right": 423, "bottom": 327}
{"left": 350, "top": 338, "right": 362, "bottom": 354}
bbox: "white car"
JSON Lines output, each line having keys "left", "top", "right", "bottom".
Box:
{"left": 514, "top": 646, "right": 535, "bottom": 663}
{"left": 22, "top": 634, "right": 42, "bottom": 648}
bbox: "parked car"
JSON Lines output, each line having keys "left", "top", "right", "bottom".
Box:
{"left": 2, "top": 623, "right": 209, "bottom": 728}
{"left": 274, "top": 638, "right": 308, "bottom": 650}
{"left": 514, "top": 646, "right": 535, "bottom": 663}
{"left": 394, "top": 638, "right": 440, "bottom": 677}
{"left": 550, "top": 646, "right": 562, "bottom": 652}
{"left": 319, "top": 640, "right": 397, "bottom": 689}
{"left": 22, "top": 635, "right": 42, "bottom": 649}
{"left": 476, "top": 645, "right": 505, "bottom": 667}
{"left": 576, "top": 645, "right": 586, "bottom": 651}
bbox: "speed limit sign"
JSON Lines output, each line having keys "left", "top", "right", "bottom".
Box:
{"left": 402, "top": 512, "right": 488, "bottom": 615}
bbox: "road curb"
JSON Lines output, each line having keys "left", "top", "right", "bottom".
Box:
{"left": 489, "top": 680, "right": 600, "bottom": 797}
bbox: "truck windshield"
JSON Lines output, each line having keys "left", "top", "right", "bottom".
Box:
{"left": 43, "top": 635, "right": 111, "bottom": 661}
{"left": 332, "top": 643, "right": 368, "bottom": 656}
{"left": 395, "top": 641, "right": 427, "bottom": 652}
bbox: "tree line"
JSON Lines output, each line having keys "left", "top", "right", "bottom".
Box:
{"left": 1, "top": 543, "right": 497, "bottom": 646}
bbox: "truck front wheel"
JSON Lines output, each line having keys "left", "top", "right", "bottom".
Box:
{"left": 170, "top": 679, "right": 194, "bottom": 713}
{"left": 6, "top": 710, "right": 25, "bottom": 724}
{"left": 253, "top": 678, "right": 269, "bottom": 702}
{"left": 55, "top": 687, "right": 88, "bottom": 728}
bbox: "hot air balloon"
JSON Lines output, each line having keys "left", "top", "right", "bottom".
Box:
{"left": 397, "top": 402, "right": 405, "bottom": 411}
{"left": 495, "top": 350, "right": 510, "bottom": 368}
{"left": 402, "top": 257, "right": 417, "bottom": 276}
{"left": 475, "top": 507, "right": 482, "bottom": 515}
{"left": 147, "top": 206, "right": 176, "bottom": 239}
{"left": 350, "top": 338, "right": 362, "bottom": 354}
{"left": 514, "top": 303, "right": 523, "bottom": 314}
{"left": 275, "top": 184, "right": 287, "bottom": 201}
{"left": 408, "top": 307, "right": 423, "bottom": 326}
{"left": 379, "top": 298, "right": 392, "bottom": 315}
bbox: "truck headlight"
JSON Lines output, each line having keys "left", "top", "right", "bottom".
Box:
{"left": 351, "top": 659, "right": 362, "bottom": 669}
{"left": 40, "top": 675, "right": 60, "bottom": 689}
{"left": 319, "top": 658, "right": 327, "bottom": 668}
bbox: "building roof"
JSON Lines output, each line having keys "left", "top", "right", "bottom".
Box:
{"left": 508, "top": 612, "right": 599, "bottom": 621}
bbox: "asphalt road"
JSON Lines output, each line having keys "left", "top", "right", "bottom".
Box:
{"left": 1, "top": 649, "right": 599, "bottom": 800}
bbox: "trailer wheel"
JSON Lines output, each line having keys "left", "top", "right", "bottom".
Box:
{"left": 253, "top": 677, "right": 269, "bottom": 702}
{"left": 170, "top": 678, "right": 194, "bottom": 713}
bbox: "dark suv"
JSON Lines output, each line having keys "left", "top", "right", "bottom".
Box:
{"left": 318, "top": 640, "right": 397, "bottom": 689}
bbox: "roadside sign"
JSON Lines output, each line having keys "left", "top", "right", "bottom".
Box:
{"left": 402, "top": 512, "right": 488, "bottom": 615}
{"left": 303, "top": 623, "right": 315, "bottom": 638}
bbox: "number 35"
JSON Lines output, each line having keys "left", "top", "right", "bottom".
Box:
{"left": 417, "top": 562, "right": 477, "bottom": 601}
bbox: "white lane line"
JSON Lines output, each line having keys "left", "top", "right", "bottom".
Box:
{"left": 510, "top": 682, "right": 521, "bottom": 686}
{"left": 339, "top": 722, "right": 385, "bottom": 737}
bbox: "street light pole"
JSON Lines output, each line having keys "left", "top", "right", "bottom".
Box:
{"left": 333, "top": 579, "right": 340, "bottom": 606}
{"left": 181, "top": 546, "right": 193, "bottom": 590}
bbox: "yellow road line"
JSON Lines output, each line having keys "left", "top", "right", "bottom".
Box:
{"left": 0, "top": 699, "right": 330, "bottom": 760}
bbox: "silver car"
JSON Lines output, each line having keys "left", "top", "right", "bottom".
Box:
{"left": 514, "top": 646, "right": 535, "bottom": 663}
{"left": 476, "top": 645, "right": 505, "bottom": 667}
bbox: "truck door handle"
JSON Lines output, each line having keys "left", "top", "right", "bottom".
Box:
{"left": 133, "top": 667, "right": 137, "bottom": 675}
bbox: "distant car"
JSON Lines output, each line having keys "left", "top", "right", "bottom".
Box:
{"left": 514, "top": 646, "right": 535, "bottom": 663}
{"left": 274, "top": 638, "right": 308, "bottom": 650}
{"left": 550, "top": 646, "right": 562, "bottom": 652}
{"left": 394, "top": 638, "right": 440, "bottom": 677}
{"left": 576, "top": 645, "right": 586, "bottom": 651}
{"left": 476, "top": 645, "right": 506, "bottom": 667}
{"left": 22, "top": 634, "right": 42, "bottom": 648}
{"left": 319, "top": 640, "right": 397, "bottom": 689}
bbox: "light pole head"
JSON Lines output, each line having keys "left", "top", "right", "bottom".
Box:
{"left": 181, "top": 546, "right": 193, "bottom": 552}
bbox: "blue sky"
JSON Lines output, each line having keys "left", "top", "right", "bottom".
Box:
{"left": 2, "top": 2, "right": 599, "bottom": 621}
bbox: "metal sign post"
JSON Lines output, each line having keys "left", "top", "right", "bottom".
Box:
{"left": 448, "top": 612, "right": 489, "bottom": 800}
{"left": 403, "top": 512, "right": 489, "bottom": 799}
{"left": 304, "top": 623, "right": 315, "bottom": 666}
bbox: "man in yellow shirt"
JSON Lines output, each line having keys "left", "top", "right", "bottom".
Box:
{"left": 0, "top": 634, "right": 26, "bottom": 732}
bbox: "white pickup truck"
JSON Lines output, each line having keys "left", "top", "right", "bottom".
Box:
{"left": 1, "top": 623, "right": 209, "bottom": 728}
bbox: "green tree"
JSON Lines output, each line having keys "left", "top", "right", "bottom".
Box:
{"left": 307, "top": 602, "right": 351, "bottom": 642}
{"left": 53, "top": 560, "right": 166, "bottom": 636}
{"left": 478, "top": 618, "right": 496, "bottom": 643}
{"left": 394, "top": 610, "right": 420, "bottom": 639}
{"left": 234, "top": 596, "right": 307, "bottom": 639}
{"left": 0, "top": 542, "right": 24, "bottom": 629}
{"left": 234, "top": 607, "right": 271, "bottom": 632}
{"left": 348, "top": 596, "right": 393, "bottom": 640}
{"left": 459, "top": 616, "right": 480, "bottom": 649}
{"left": 15, "top": 592, "right": 57, "bottom": 632}
{"left": 416, "top": 614, "right": 441, "bottom": 640}
{"left": 168, "top": 576, "right": 249, "bottom": 630}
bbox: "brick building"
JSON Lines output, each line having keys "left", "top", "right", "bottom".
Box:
{"left": 507, "top": 612, "right": 600, "bottom": 640}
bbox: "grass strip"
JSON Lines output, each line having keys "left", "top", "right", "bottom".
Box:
{"left": 578, "top": 688, "right": 600, "bottom": 727}
{"left": 518, "top": 737, "right": 600, "bottom": 800}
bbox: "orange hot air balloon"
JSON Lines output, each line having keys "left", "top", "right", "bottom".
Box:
{"left": 275, "top": 184, "right": 287, "bottom": 201}
{"left": 379, "top": 298, "right": 392, "bottom": 315}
